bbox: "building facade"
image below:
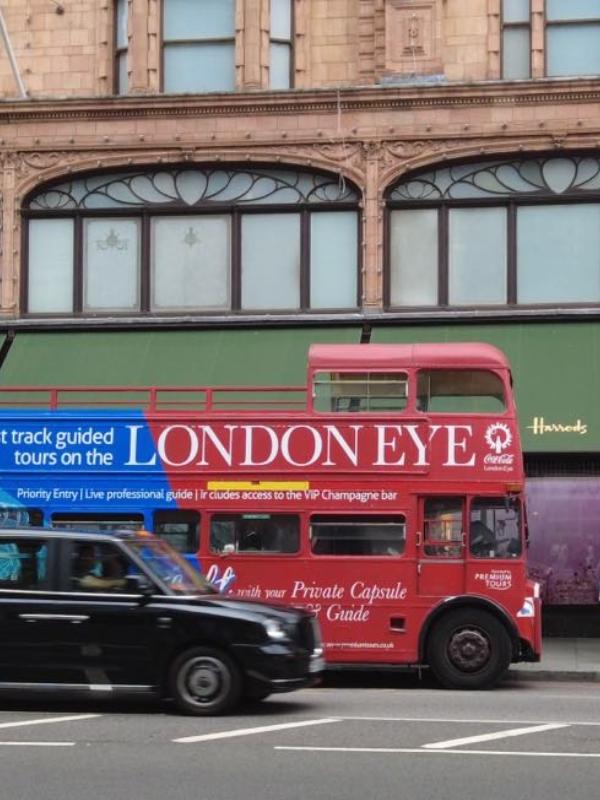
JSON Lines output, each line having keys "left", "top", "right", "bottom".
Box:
{"left": 1, "top": 0, "right": 600, "bottom": 617}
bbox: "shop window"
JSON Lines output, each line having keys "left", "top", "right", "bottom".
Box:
{"left": 25, "top": 166, "right": 359, "bottom": 317}
{"left": 387, "top": 155, "right": 600, "bottom": 311}
{"left": 210, "top": 513, "right": 300, "bottom": 554}
{"left": 527, "top": 477, "right": 600, "bottom": 605}
{"left": 162, "top": 0, "right": 236, "bottom": 93}
{"left": 310, "top": 516, "right": 406, "bottom": 556}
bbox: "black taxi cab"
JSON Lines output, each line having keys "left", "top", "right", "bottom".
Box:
{"left": 0, "top": 528, "right": 323, "bottom": 715}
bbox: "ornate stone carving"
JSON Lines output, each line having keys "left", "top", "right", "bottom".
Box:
{"left": 384, "top": 0, "right": 443, "bottom": 76}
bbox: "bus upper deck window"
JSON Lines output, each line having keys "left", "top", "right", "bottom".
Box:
{"left": 416, "top": 370, "right": 506, "bottom": 413}
{"left": 313, "top": 372, "right": 408, "bottom": 413}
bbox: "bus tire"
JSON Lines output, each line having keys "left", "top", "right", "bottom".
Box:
{"left": 169, "top": 646, "right": 242, "bottom": 716}
{"left": 426, "top": 608, "right": 512, "bottom": 690}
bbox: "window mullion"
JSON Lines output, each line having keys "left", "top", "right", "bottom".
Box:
{"left": 438, "top": 206, "right": 448, "bottom": 306}
{"left": 231, "top": 211, "right": 241, "bottom": 310}
{"left": 507, "top": 202, "right": 517, "bottom": 305}
{"left": 140, "top": 213, "right": 150, "bottom": 312}
{"left": 300, "top": 210, "right": 310, "bottom": 310}
{"left": 74, "top": 215, "right": 83, "bottom": 313}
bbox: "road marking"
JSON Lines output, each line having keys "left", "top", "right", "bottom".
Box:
{"left": 174, "top": 718, "right": 340, "bottom": 744}
{"left": 276, "top": 746, "right": 600, "bottom": 759}
{"left": 0, "top": 742, "right": 74, "bottom": 747}
{"left": 423, "top": 722, "right": 569, "bottom": 750}
{"left": 0, "top": 714, "right": 100, "bottom": 731}
{"left": 337, "top": 716, "right": 600, "bottom": 727}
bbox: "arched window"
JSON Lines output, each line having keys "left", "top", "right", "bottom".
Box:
{"left": 24, "top": 166, "right": 360, "bottom": 316}
{"left": 386, "top": 155, "right": 600, "bottom": 309}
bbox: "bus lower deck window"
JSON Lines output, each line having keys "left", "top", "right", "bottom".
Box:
{"left": 310, "top": 516, "right": 406, "bottom": 556}
{"left": 210, "top": 514, "right": 300, "bottom": 554}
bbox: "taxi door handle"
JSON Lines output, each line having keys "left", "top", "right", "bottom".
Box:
{"left": 19, "top": 613, "right": 90, "bottom": 624}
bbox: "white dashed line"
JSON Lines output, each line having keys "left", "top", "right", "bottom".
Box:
{"left": 0, "top": 714, "right": 101, "bottom": 730}
{"left": 422, "top": 722, "right": 569, "bottom": 750}
{"left": 0, "top": 742, "right": 75, "bottom": 747}
{"left": 174, "top": 718, "right": 340, "bottom": 744}
{"left": 275, "top": 746, "right": 600, "bottom": 759}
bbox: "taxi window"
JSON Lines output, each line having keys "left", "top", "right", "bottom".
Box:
{"left": 0, "top": 538, "right": 49, "bottom": 589}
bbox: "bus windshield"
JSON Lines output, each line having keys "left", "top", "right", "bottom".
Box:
{"left": 127, "top": 537, "right": 216, "bottom": 595}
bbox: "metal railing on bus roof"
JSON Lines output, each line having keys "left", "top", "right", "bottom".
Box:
{"left": 0, "top": 386, "right": 308, "bottom": 412}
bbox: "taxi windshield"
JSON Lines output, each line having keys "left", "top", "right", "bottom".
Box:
{"left": 127, "top": 537, "right": 215, "bottom": 594}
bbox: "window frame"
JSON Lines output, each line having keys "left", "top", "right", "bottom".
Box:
{"left": 114, "top": 0, "right": 129, "bottom": 95}
{"left": 160, "top": 0, "right": 237, "bottom": 94}
{"left": 545, "top": 4, "right": 600, "bottom": 78}
{"left": 501, "top": 0, "right": 532, "bottom": 80}
{"left": 23, "top": 167, "right": 361, "bottom": 318}
{"left": 385, "top": 157, "right": 600, "bottom": 312}
{"left": 269, "top": 0, "right": 295, "bottom": 90}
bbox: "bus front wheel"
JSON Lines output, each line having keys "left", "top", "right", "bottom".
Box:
{"left": 169, "top": 646, "right": 242, "bottom": 715}
{"left": 426, "top": 609, "right": 512, "bottom": 690}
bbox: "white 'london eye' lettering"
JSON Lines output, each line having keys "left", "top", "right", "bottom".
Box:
{"left": 124, "top": 422, "right": 482, "bottom": 470}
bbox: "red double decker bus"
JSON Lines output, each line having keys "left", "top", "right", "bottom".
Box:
{"left": 0, "top": 342, "right": 541, "bottom": 689}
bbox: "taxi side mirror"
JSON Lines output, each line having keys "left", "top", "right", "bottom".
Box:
{"left": 126, "top": 574, "right": 154, "bottom": 597}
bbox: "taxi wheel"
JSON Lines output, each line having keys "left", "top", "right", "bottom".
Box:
{"left": 169, "top": 646, "right": 242, "bottom": 716}
{"left": 426, "top": 609, "right": 512, "bottom": 690}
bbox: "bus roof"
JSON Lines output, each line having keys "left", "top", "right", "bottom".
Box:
{"left": 308, "top": 342, "right": 511, "bottom": 371}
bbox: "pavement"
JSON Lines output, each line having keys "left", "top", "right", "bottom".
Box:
{"left": 508, "top": 638, "right": 600, "bottom": 682}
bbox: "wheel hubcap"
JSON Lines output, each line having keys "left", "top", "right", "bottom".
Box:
{"left": 447, "top": 627, "right": 491, "bottom": 672}
{"left": 178, "top": 656, "right": 230, "bottom": 707}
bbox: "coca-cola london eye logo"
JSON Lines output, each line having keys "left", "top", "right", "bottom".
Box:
{"left": 483, "top": 423, "right": 515, "bottom": 471}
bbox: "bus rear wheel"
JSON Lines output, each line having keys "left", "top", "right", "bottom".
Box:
{"left": 426, "top": 609, "right": 512, "bottom": 690}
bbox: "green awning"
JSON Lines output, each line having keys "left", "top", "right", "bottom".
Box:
{"left": 371, "top": 322, "right": 600, "bottom": 453}
{"left": 0, "top": 327, "right": 361, "bottom": 388}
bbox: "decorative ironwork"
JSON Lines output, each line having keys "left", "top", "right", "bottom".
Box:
{"left": 388, "top": 156, "right": 600, "bottom": 201}
{"left": 28, "top": 167, "right": 359, "bottom": 210}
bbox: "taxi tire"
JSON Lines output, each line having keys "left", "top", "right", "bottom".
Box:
{"left": 426, "top": 608, "right": 512, "bottom": 690}
{"left": 169, "top": 646, "right": 242, "bottom": 716}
